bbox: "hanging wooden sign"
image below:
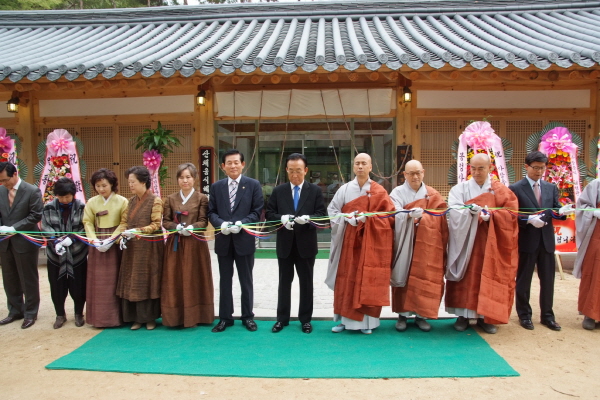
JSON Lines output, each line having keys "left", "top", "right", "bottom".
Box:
{"left": 198, "top": 146, "right": 214, "bottom": 196}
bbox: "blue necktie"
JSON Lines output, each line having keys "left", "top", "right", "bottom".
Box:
{"left": 293, "top": 185, "right": 300, "bottom": 211}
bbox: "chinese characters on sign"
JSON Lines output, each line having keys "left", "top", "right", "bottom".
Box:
{"left": 198, "top": 147, "right": 213, "bottom": 196}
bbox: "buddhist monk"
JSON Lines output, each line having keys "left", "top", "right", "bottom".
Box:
{"left": 325, "top": 153, "right": 395, "bottom": 334}
{"left": 390, "top": 160, "right": 448, "bottom": 332}
{"left": 445, "top": 153, "right": 519, "bottom": 334}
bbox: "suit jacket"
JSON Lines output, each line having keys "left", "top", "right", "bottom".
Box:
{"left": 208, "top": 175, "right": 263, "bottom": 257}
{"left": 0, "top": 181, "right": 43, "bottom": 253}
{"left": 266, "top": 181, "right": 326, "bottom": 259}
{"left": 508, "top": 178, "right": 562, "bottom": 254}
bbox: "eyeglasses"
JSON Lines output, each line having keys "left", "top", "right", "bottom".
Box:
{"left": 0, "top": 178, "right": 10, "bottom": 184}
{"left": 404, "top": 171, "right": 424, "bottom": 177}
{"left": 527, "top": 165, "right": 546, "bottom": 171}
{"left": 287, "top": 169, "right": 305, "bottom": 175}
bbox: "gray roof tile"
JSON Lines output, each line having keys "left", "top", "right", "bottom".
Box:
{"left": 1, "top": 0, "right": 600, "bottom": 82}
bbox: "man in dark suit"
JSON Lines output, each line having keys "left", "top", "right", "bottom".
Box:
{"left": 208, "top": 149, "right": 263, "bottom": 333}
{"left": 0, "top": 162, "right": 43, "bottom": 329}
{"left": 509, "top": 151, "right": 574, "bottom": 332}
{"left": 266, "top": 153, "right": 326, "bottom": 334}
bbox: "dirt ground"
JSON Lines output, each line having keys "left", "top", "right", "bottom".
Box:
{"left": 2, "top": 265, "right": 600, "bottom": 400}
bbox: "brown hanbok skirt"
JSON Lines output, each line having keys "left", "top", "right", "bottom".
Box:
{"left": 161, "top": 235, "right": 214, "bottom": 327}
{"left": 86, "top": 227, "right": 122, "bottom": 327}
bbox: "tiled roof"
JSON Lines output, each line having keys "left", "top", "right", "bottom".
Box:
{"left": 1, "top": 0, "right": 599, "bottom": 83}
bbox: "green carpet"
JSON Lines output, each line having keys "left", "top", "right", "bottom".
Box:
{"left": 46, "top": 320, "right": 518, "bottom": 379}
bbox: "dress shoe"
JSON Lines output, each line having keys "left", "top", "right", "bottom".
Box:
{"left": 21, "top": 318, "right": 35, "bottom": 329}
{"left": 415, "top": 317, "right": 431, "bottom": 332}
{"left": 454, "top": 316, "right": 469, "bottom": 332}
{"left": 331, "top": 324, "right": 345, "bottom": 333}
{"left": 146, "top": 321, "right": 156, "bottom": 330}
{"left": 477, "top": 318, "right": 498, "bottom": 334}
{"left": 74, "top": 314, "right": 85, "bottom": 327}
{"left": 395, "top": 316, "right": 407, "bottom": 332}
{"left": 242, "top": 319, "right": 258, "bottom": 332}
{"left": 541, "top": 320, "right": 561, "bottom": 331}
{"left": 211, "top": 320, "right": 234, "bottom": 333}
{"left": 582, "top": 316, "right": 596, "bottom": 330}
{"left": 519, "top": 319, "right": 534, "bottom": 330}
{"left": 360, "top": 329, "right": 372, "bottom": 334}
{"left": 302, "top": 322, "right": 312, "bottom": 334}
{"left": 0, "top": 315, "right": 24, "bottom": 325}
{"left": 53, "top": 316, "right": 67, "bottom": 329}
{"left": 130, "top": 322, "right": 142, "bottom": 330}
{"left": 272, "top": 321, "right": 288, "bottom": 333}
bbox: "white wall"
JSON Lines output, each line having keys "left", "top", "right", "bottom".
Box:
{"left": 39, "top": 95, "right": 194, "bottom": 117}
{"left": 417, "top": 90, "right": 590, "bottom": 109}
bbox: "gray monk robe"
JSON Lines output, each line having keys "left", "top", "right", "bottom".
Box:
{"left": 574, "top": 179, "right": 600, "bottom": 321}
{"left": 390, "top": 182, "right": 448, "bottom": 319}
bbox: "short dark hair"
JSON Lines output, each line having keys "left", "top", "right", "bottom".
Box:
{"left": 125, "top": 166, "right": 151, "bottom": 189}
{"left": 0, "top": 162, "right": 17, "bottom": 177}
{"left": 286, "top": 153, "right": 307, "bottom": 168}
{"left": 54, "top": 177, "right": 77, "bottom": 196}
{"left": 90, "top": 168, "right": 119, "bottom": 193}
{"left": 221, "top": 149, "right": 244, "bottom": 164}
{"left": 525, "top": 151, "right": 548, "bottom": 165}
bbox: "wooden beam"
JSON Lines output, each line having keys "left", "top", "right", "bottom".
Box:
{"left": 409, "top": 71, "right": 421, "bottom": 81}
{"left": 118, "top": 79, "right": 129, "bottom": 88}
{"left": 368, "top": 72, "right": 380, "bottom": 81}
{"left": 270, "top": 75, "right": 281, "bottom": 84}
{"left": 250, "top": 75, "right": 264, "bottom": 84}
{"left": 31, "top": 83, "right": 42, "bottom": 91}
{"left": 348, "top": 72, "right": 359, "bottom": 82}
{"left": 548, "top": 70, "right": 560, "bottom": 81}
{"left": 102, "top": 80, "right": 113, "bottom": 89}
{"left": 231, "top": 75, "right": 245, "bottom": 85}
{"left": 14, "top": 83, "right": 30, "bottom": 92}
{"left": 429, "top": 71, "right": 440, "bottom": 80}
{"left": 212, "top": 76, "right": 223, "bottom": 85}
{"left": 289, "top": 74, "right": 300, "bottom": 84}
{"left": 328, "top": 72, "right": 339, "bottom": 83}
{"left": 309, "top": 73, "right": 319, "bottom": 83}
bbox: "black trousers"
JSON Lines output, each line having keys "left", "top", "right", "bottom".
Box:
{"left": 0, "top": 241, "right": 40, "bottom": 319}
{"left": 217, "top": 240, "right": 254, "bottom": 322}
{"left": 516, "top": 244, "right": 556, "bottom": 322}
{"left": 47, "top": 260, "right": 87, "bottom": 317}
{"left": 277, "top": 240, "right": 314, "bottom": 324}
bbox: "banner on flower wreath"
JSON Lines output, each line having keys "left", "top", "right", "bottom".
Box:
{"left": 0, "top": 127, "right": 20, "bottom": 173}
{"left": 457, "top": 121, "right": 509, "bottom": 185}
{"left": 143, "top": 150, "right": 162, "bottom": 198}
{"left": 536, "top": 126, "right": 581, "bottom": 253}
{"left": 38, "top": 129, "right": 86, "bottom": 204}
{"left": 597, "top": 137, "right": 600, "bottom": 179}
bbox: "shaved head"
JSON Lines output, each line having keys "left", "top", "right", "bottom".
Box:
{"left": 405, "top": 160, "right": 423, "bottom": 170}
{"left": 470, "top": 153, "right": 493, "bottom": 186}
{"left": 353, "top": 153, "right": 372, "bottom": 184}
{"left": 404, "top": 159, "right": 425, "bottom": 191}
{"left": 470, "top": 153, "right": 491, "bottom": 164}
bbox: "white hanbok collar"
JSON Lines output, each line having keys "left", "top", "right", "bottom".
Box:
{"left": 180, "top": 188, "right": 195, "bottom": 205}
{"left": 102, "top": 192, "right": 114, "bottom": 206}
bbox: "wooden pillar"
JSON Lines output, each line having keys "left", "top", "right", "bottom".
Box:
{"left": 16, "top": 92, "right": 35, "bottom": 183}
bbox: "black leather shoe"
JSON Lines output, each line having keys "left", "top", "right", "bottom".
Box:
{"left": 0, "top": 314, "right": 24, "bottom": 325}
{"left": 242, "top": 319, "right": 258, "bottom": 332}
{"left": 302, "top": 322, "right": 312, "bottom": 334}
{"left": 211, "top": 320, "right": 233, "bottom": 333}
{"left": 75, "top": 314, "right": 85, "bottom": 327}
{"left": 519, "top": 319, "right": 534, "bottom": 330}
{"left": 541, "top": 320, "right": 561, "bottom": 331}
{"left": 272, "top": 321, "right": 287, "bottom": 333}
{"left": 21, "top": 318, "right": 36, "bottom": 329}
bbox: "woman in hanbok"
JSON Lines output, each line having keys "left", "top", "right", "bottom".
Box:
{"left": 83, "top": 168, "right": 128, "bottom": 328}
{"left": 161, "top": 163, "right": 214, "bottom": 327}
{"left": 116, "top": 166, "right": 163, "bottom": 330}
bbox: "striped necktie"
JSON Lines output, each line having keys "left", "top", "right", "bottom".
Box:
{"left": 8, "top": 188, "right": 16, "bottom": 208}
{"left": 229, "top": 180, "right": 238, "bottom": 211}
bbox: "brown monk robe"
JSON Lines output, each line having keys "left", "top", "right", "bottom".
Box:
{"left": 392, "top": 187, "right": 448, "bottom": 319}
{"left": 445, "top": 180, "right": 519, "bottom": 325}
{"left": 333, "top": 182, "right": 395, "bottom": 322}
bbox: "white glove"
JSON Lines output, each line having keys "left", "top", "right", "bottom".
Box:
{"left": 119, "top": 237, "right": 129, "bottom": 250}
{"left": 356, "top": 213, "right": 367, "bottom": 224}
{"left": 528, "top": 214, "right": 546, "bottom": 228}
{"left": 480, "top": 206, "right": 490, "bottom": 222}
{"left": 60, "top": 237, "right": 73, "bottom": 247}
{"left": 97, "top": 239, "right": 111, "bottom": 253}
{"left": 0, "top": 226, "right": 16, "bottom": 234}
{"left": 409, "top": 208, "right": 423, "bottom": 219}
{"left": 228, "top": 221, "right": 243, "bottom": 234}
{"left": 281, "top": 215, "right": 294, "bottom": 230}
{"left": 294, "top": 215, "right": 310, "bottom": 225}
{"left": 176, "top": 223, "right": 185, "bottom": 232}
{"left": 594, "top": 210, "right": 600, "bottom": 219}
{"left": 181, "top": 225, "right": 194, "bottom": 236}
{"left": 220, "top": 221, "right": 231, "bottom": 235}
{"left": 55, "top": 243, "right": 66, "bottom": 256}
{"left": 558, "top": 204, "right": 575, "bottom": 216}
{"left": 469, "top": 204, "right": 482, "bottom": 214}
{"left": 123, "top": 229, "right": 138, "bottom": 239}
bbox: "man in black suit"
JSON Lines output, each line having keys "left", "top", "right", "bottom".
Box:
{"left": 208, "top": 149, "right": 263, "bottom": 333}
{"left": 266, "top": 153, "right": 326, "bottom": 334}
{"left": 0, "top": 162, "right": 44, "bottom": 329}
{"left": 509, "top": 151, "right": 574, "bottom": 332}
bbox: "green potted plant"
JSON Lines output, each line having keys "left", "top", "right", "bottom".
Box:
{"left": 133, "top": 121, "right": 182, "bottom": 187}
